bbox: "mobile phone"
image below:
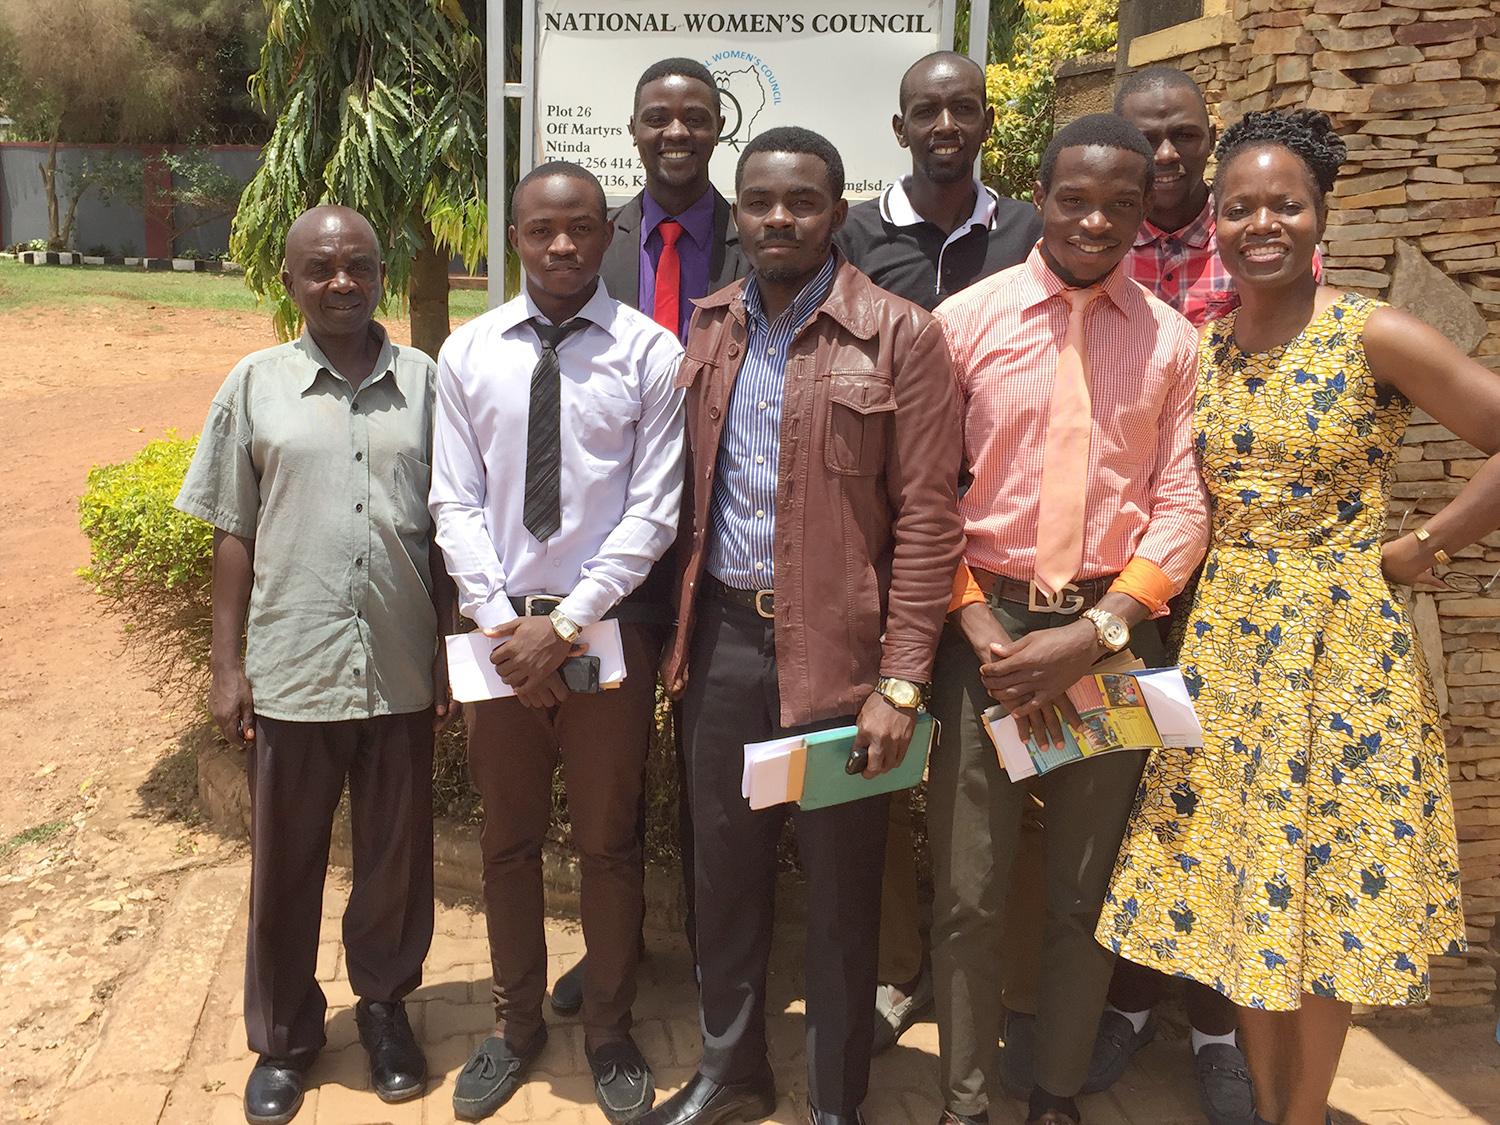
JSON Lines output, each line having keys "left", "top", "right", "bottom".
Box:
{"left": 560, "top": 655, "right": 602, "bottom": 694}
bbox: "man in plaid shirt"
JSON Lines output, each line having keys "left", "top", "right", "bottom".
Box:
{"left": 1120, "top": 66, "right": 1319, "bottom": 331}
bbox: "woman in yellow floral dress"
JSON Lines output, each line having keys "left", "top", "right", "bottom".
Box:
{"left": 1097, "top": 110, "right": 1500, "bottom": 1125}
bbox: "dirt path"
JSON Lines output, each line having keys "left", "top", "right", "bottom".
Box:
{"left": 0, "top": 303, "right": 417, "bottom": 1120}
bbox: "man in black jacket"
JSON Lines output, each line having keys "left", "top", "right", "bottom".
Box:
{"left": 835, "top": 49, "right": 1042, "bottom": 1056}
{"left": 551, "top": 55, "right": 745, "bottom": 1018}
{"left": 598, "top": 56, "right": 746, "bottom": 339}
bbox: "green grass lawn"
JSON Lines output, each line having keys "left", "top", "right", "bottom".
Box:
{"left": 0, "top": 259, "right": 490, "bottom": 321}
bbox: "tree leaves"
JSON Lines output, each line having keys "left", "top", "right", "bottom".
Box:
{"left": 231, "top": 0, "right": 487, "bottom": 340}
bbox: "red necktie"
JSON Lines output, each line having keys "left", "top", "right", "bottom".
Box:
{"left": 652, "top": 220, "right": 683, "bottom": 336}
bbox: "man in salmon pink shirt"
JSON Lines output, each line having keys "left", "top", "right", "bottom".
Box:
{"left": 926, "top": 114, "right": 1208, "bottom": 1125}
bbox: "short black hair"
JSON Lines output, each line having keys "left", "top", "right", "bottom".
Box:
{"left": 634, "top": 57, "right": 721, "bottom": 116}
{"left": 1038, "top": 113, "right": 1154, "bottom": 193}
{"left": 898, "top": 49, "right": 986, "bottom": 112}
{"left": 1114, "top": 65, "right": 1208, "bottom": 115}
{"left": 511, "top": 160, "right": 607, "bottom": 220}
{"left": 735, "top": 125, "right": 845, "bottom": 198}
{"left": 1215, "top": 108, "right": 1347, "bottom": 197}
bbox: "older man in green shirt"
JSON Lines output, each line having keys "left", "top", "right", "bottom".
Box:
{"left": 176, "top": 205, "right": 450, "bottom": 1125}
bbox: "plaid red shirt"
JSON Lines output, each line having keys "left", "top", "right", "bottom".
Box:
{"left": 1127, "top": 194, "right": 1324, "bottom": 328}
{"left": 1126, "top": 195, "right": 1237, "bottom": 329}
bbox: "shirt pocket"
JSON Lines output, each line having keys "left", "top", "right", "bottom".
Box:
{"left": 393, "top": 451, "right": 432, "bottom": 536}
{"left": 574, "top": 387, "right": 643, "bottom": 477}
{"left": 1200, "top": 290, "right": 1238, "bottom": 322}
{"left": 823, "top": 371, "right": 896, "bottom": 477}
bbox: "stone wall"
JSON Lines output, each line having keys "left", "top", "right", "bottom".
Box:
{"left": 1113, "top": 0, "right": 1500, "bottom": 1010}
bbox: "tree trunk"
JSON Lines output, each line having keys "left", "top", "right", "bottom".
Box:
{"left": 41, "top": 137, "right": 62, "bottom": 249}
{"left": 408, "top": 222, "right": 451, "bottom": 359}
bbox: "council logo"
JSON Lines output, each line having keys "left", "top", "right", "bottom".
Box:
{"left": 705, "top": 50, "right": 782, "bottom": 150}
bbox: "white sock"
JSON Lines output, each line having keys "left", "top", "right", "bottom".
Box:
{"left": 1106, "top": 1005, "right": 1152, "bottom": 1034}
{"left": 1191, "top": 1027, "right": 1238, "bottom": 1054}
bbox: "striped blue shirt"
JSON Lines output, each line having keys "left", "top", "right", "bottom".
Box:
{"left": 706, "top": 254, "right": 837, "bottom": 589}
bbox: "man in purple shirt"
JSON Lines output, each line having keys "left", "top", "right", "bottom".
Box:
{"left": 599, "top": 57, "right": 745, "bottom": 340}
{"left": 553, "top": 55, "right": 744, "bottom": 1019}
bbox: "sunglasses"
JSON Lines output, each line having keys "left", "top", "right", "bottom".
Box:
{"left": 1393, "top": 508, "right": 1500, "bottom": 595}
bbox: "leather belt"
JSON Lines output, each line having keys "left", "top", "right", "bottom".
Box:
{"left": 970, "top": 567, "right": 1116, "bottom": 615}
{"left": 506, "top": 595, "right": 669, "bottom": 626}
{"left": 702, "top": 573, "right": 775, "bottom": 619}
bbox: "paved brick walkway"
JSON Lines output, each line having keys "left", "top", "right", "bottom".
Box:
{"left": 148, "top": 872, "right": 1498, "bottom": 1125}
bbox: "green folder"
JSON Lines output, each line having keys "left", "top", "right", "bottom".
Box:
{"left": 796, "top": 713, "right": 937, "bottom": 811}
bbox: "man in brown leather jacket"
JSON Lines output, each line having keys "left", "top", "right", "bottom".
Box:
{"left": 642, "top": 127, "right": 963, "bottom": 1125}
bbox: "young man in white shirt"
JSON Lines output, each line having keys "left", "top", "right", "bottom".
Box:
{"left": 430, "top": 162, "right": 685, "bottom": 1123}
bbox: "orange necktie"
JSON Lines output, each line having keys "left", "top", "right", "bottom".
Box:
{"left": 1033, "top": 287, "right": 1101, "bottom": 599}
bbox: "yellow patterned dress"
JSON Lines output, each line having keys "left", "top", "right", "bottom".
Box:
{"left": 1096, "top": 293, "right": 1466, "bottom": 1010}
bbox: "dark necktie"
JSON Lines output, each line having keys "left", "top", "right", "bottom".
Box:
{"left": 652, "top": 219, "right": 683, "bottom": 337}
{"left": 523, "top": 316, "right": 588, "bottom": 542}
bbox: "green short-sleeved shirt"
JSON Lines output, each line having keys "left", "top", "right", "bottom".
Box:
{"left": 175, "top": 327, "right": 438, "bottom": 721}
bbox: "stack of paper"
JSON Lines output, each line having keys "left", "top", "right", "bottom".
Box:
{"left": 742, "top": 735, "right": 809, "bottom": 810}
{"left": 444, "top": 619, "right": 626, "bottom": 703}
{"left": 742, "top": 714, "right": 938, "bottom": 811}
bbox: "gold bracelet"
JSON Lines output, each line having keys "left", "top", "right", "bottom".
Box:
{"left": 1414, "top": 526, "right": 1453, "bottom": 566}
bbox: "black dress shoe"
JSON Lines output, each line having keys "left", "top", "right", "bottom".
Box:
{"left": 551, "top": 956, "right": 586, "bottom": 1016}
{"left": 244, "top": 1056, "right": 309, "bottom": 1125}
{"left": 453, "top": 1028, "right": 548, "bottom": 1121}
{"left": 355, "top": 999, "right": 427, "bottom": 1103}
{"left": 808, "top": 1107, "right": 864, "bottom": 1124}
{"left": 588, "top": 1035, "right": 655, "bottom": 1121}
{"left": 637, "top": 1065, "right": 777, "bottom": 1125}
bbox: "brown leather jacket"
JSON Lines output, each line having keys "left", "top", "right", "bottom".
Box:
{"left": 663, "top": 253, "right": 964, "bottom": 727}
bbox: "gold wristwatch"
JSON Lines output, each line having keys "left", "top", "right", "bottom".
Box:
{"left": 1082, "top": 607, "right": 1130, "bottom": 653}
{"left": 548, "top": 608, "right": 582, "bottom": 644}
{"left": 875, "top": 676, "right": 926, "bottom": 711}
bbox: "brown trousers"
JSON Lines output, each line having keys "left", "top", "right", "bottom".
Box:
{"left": 245, "top": 710, "right": 435, "bottom": 1059}
{"left": 465, "top": 624, "right": 660, "bottom": 1049}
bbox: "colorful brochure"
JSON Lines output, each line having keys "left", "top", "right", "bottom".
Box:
{"left": 742, "top": 713, "right": 937, "bottom": 811}
{"left": 982, "top": 665, "right": 1203, "bottom": 781}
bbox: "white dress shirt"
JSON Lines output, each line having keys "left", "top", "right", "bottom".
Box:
{"left": 430, "top": 280, "right": 686, "bottom": 630}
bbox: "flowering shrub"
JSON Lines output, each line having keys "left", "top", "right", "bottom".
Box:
{"left": 983, "top": 0, "right": 1119, "bottom": 201}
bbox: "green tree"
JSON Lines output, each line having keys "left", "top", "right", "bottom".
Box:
{"left": 955, "top": 0, "right": 1028, "bottom": 64}
{"left": 230, "top": 0, "right": 488, "bottom": 357}
{"left": 981, "top": 0, "right": 1118, "bottom": 200}
{"left": 0, "top": 0, "right": 211, "bottom": 248}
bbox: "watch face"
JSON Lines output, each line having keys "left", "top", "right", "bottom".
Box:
{"left": 882, "top": 680, "right": 918, "bottom": 707}
{"left": 1104, "top": 621, "right": 1129, "bottom": 648}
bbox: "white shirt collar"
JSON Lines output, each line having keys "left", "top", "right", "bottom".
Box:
{"left": 879, "top": 175, "right": 998, "bottom": 232}
{"left": 494, "top": 277, "right": 620, "bottom": 340}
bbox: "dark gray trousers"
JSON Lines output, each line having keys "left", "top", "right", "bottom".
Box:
{"left": 681, "top": 596, "right": 889, "bottom": 1115}
{"left": 928, "top": 603, "right": 1162, "bottom": 1112}
{"left": 244, "top": 710, "right": 434, "bottom": 1059}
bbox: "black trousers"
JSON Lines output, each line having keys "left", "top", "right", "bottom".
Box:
{"left": 681, "top": 597, "right": 889, "bottom": 1114}
{"left": 244, "top": 710, "right": 434, "bottom": 1059}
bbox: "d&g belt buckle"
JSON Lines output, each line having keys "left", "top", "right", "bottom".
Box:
{"left": 1027, "top": 580, "right": 1084, "bottom": 615}
{"left": 522, "top": 594, "right": 563, "bottom": 616}
{"left": 753, "top": 590, "right": 775, "bottom": 619}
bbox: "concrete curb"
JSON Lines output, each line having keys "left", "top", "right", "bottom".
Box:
{"left": 196, "top": 739, "right": 693, "bottom": 926}
{"left": 16, "top": 250, "right": 242, "bottom": 272}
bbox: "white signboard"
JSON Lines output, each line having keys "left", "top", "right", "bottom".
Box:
{"left": 533, "top": 1, "right": 952, "bottom": 201}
